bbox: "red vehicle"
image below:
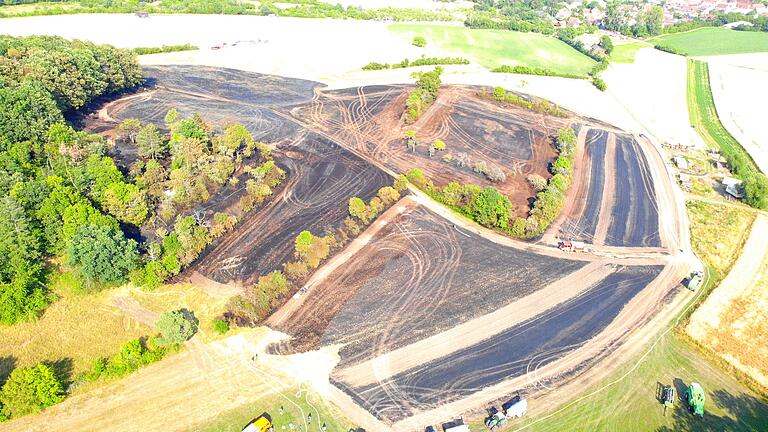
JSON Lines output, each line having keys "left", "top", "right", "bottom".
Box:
{"left": 558, "top": 240, "right": 586, "bottom": 252}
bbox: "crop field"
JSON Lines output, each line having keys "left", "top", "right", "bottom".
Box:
{"left": 334, "top": 265, "right": 664, "bottom": 421}
{"left": 293, "top": 85, "right": 573, "bottom": 217}
{"left": 609, "top": 41, "right": 651, "bottom": 63}
{"left": 388, "top": 24, "right": 596, "bottom": 75}
{"left": 271, "top": 205, "right": 587, "bottom": 361}
{"left": 555, "top": 130, "right": 661, "bottom": 247}
{"left": 653, "top": 27, "right": 768, "bottom": 56}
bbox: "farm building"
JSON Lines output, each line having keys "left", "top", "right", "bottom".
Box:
{"left": 722, "top": 177, "right": 744, "bottom": 199}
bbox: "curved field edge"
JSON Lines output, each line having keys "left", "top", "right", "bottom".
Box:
{"left": 388, "top": 24, "right": 596, "bottom": 76}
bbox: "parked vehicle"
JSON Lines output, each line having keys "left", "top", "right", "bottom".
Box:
{"left": 558, "top": 240, "right": 586, "bottom": 253}
{"left": 242, "top": 415, "right": 272, "bottom": 432}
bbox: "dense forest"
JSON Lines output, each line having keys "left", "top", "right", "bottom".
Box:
{"left": 0, "top": 35, "right": 141, "bottom": 325}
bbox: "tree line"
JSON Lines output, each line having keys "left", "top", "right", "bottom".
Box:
{"left": 405, "top": 66, "right": 444, "bottom": 124}
{"left": 363, "top": 56, "right": 469, "bottom": 71}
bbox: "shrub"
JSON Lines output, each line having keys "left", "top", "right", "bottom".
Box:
{"left": 0, "top": 363, "right": 64, "bottom": 418}
{"left": 592, "top": 77, "right": 607, "bottom": 91}
{"left": 155, "top": 309, "right": 198, "bottom": 346}
{"left": 213, "top": 319, "right": 230, "bottom": 335}
{"left": 412, "top": 36, "right": 427, "bottom": 47}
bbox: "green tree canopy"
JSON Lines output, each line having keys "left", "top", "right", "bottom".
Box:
{"left": 155, "top": 309, "right": 198, "bottom": 346}
{"left": 470, "top": 187, "right": 512, "bottom": 229}
{"left": 0, "top": 363, "right": 64, "bottom": 419}
{"left": 66, "top": 224, "right": 139, "bottom": 284}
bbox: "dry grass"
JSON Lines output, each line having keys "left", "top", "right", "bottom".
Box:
{"left": 0, "top": 285, "right": 149, "bottom": 382}
{"left": 127, "top": 282, "right": 233, "bottom": 342}
{"left": 686, "top": 199, "right": 755, "bottom": 275}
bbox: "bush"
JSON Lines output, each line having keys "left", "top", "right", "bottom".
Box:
{"left": 133, "top": 44, "right": 199, "bottom": 55}
{"left": 654, "top": 44, "right": 686, "bottom": 55}
{"left": 212, "top": 318, "right": 230, "bottom": 335}
{"left": 412, "top": 36, "right": 427, "bottom": 47}
{"left": 0, "top": 363, "right": 64, "bottom": 419}
{"left": 743, "top": 173, "right": 768, "bottom": 209}
{"left": 155, "top": 309, "right": 198, "bottom": 346}
{"left": 485, "top": 87, "right": 568, "bottom": 118}
{"left": 592, "top": 77, "right": 607, "bottom": 91}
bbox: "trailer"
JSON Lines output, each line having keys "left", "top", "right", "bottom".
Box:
{"left": 687, "top": 271, "right": 704, "bottom": 291}
{"left": 503, "top": 398, "right": 528, "bottom": 418}
{"left": 558, "top": 240, "right": 586, "bottom": 253}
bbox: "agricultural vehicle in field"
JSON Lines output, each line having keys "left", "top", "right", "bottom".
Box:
{"left": 684, "top": 383, "right": 705, "bottom": 417}
{"left": 662, "top": 385, "right": 675, "bottom": 416}
{"left": 242, "top": 414, "right": 272, "bottom": 432}
{"left": 558, "top": 240, "right": 586, "bottom": 253}
{"left": 687, "top": 271, "right": 704, "bottom": 291}
{"left": 484, "top": 396, "right": 528, "bottom": 429}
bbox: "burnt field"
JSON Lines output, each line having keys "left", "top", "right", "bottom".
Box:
{"left": 86, "top": 65, "right": 390, "bottom": 284}
{"left": 271, "top": 205, "right": 587, "bottom": 364}
{"left": 555, "top": 129, "right": 661, "bottom": 248}
{"left": 335, "top": 264, "right": 665, "bottom": 422}
{"left": 290, "top": 85, "right": 573, "bottom": 217}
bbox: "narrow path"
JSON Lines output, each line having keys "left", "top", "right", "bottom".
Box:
{"left": 111, "top": 296, "right": 159, "bottom": 327}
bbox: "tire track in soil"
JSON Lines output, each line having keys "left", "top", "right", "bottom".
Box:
{"left": 593, "top": 132, "right": 618, "bottom": 245}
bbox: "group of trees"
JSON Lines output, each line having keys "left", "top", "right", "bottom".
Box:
{"left": 403, "top": 126, "right": 578, "bottom": 239}
{"left": 362, "top": 56, "right": 469, "bottom": 71}
{"left": 0, "top": 35, "right": 142, "bottom": 324}
{"left": 604, "top": 2, "right": 663, "bottom": 37}
{"left": 405, "top": 66, "right": 444, "bottom": 123}
{"left": 485, "top": 86, "right": 568, "bottom": 118}
{"left": 0, "top": 363, "right": 63, "bottom": 420}
{"left": 664, "top": 12, "right": 768, "bottom": 34}
{"left": 226, "top": 183, "right": 403, "bottom": 325}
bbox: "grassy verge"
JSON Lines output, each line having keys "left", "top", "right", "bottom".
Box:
{"left": 492, "top": 332, "right": 768, "bottom": 431}
{"left": 190, "top": 387, "right": 354, "bottom": 432}
{"left": 652, "top": 27, "right": 768, "bottom": 56}
{"left": 389, "top": 23, "right": 595, "bottom": 76}
{"left": 686, "top": 200, "right": 755, "bottom": 276}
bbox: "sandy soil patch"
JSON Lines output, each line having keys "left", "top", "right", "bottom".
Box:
{"left": 687, "top": 214, "right": 768, "bottom": 388}
{"left": 707, "top": 62, "right": 768, "bottom": 174}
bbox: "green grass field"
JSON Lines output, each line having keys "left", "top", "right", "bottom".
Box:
{"left": 610, "top": 41, "right": 652, "bottom": 63}
{"left": 686, "top": 59, "right": 760, "bottom": 173}
{"left": 189, "top": 387, "right": 354, "bottom": 432}
{"left": 491, "top": 333, "right": 768, "bottom": 431}
{"left": 653, "top": 28, "right": 768, "bottom": 56}
{"left": 389, "top": 24, "right": 596, "bottom": 76}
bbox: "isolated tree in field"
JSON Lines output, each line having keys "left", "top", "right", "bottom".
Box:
{"left": 404, "top": 130, "right": 418, "bottom": 152}
{"left": 473, "top": 161, "right": 488, "bottom": 174}
{"left": 428, "top": 140, "right": 445, "bottom": 157}
{"left": 0, "top": 363, "right": 64, "bottom": 418}
{"left": 412, "top": 36, "right": 427, "bottom": 47}
{"left": 486, "top": 166, "right": 507, "bottom": 182}
{"left": 527, "top": 174, "right": 548, "bottom": 192}
{"left": 118, "top": 118, "right": 142, "bottom": 144}
{"left": 156, "top": 309, "right": 198, "bottom": 345}
{"left": 136, "top": 123, "right": 167, "bottom": 159}
{"left": 66, "top": 224, "right": 139, "bottom": 284}
{"left": 455, "top": 152, "right": 470, "bottom": 168}
{"left": 348, "top": 197, "right": 369, "bottom": 222}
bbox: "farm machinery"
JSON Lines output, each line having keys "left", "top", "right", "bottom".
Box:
{"left": 242, "top": 414, "right": 272, "bottom": 432}
{"left": 558, "top": 240, "right": 586, "bottom": 253}
{"left": 484, "top": 396, "right": 528, "bottom": 429}
{"left": 684, "top": 382, "right": 705, "bottom": 417}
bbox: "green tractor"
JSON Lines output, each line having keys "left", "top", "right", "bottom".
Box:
{"left": 484, "top": 411, "right": 507, "bottom": 429}
{"left": 684, "top": 382, "right": 705, "bottom": 417}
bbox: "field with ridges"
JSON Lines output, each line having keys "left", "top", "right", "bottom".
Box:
{"left": 389, "top": 23, "right": 596, "bottom": 76}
